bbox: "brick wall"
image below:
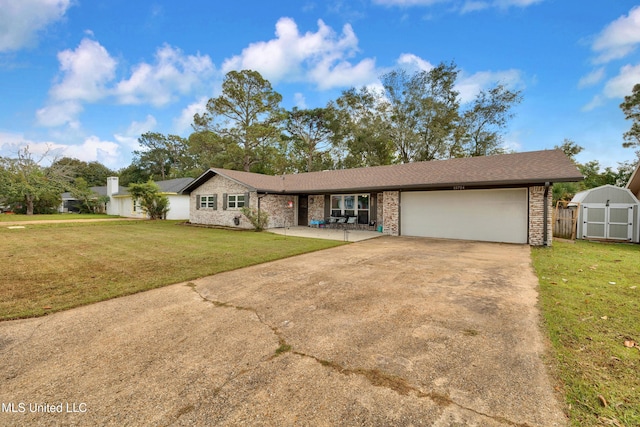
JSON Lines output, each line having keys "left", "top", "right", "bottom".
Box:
{"left": 259, "top": 194, "right": 296, "bottom": 228}
{"left": 308, "top": 195, "right": 325, "bottom": 223}
{"left": 189, "top": 175, "right": 254, "bottom": 228}
{"left": 528, "top": 185, "right": 553, "bottom": 246}
{"left": 189, "top": 175, "right": 298, "bottom": 229}
{"left": 383, "top": 191, "right": 399, "bottom": 236}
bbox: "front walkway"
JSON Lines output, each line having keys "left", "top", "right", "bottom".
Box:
{"left": 267, "top": 226, "right": 383, "bottom": 242}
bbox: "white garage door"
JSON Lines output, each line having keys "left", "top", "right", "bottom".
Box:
{"left": 401, "top": 189, "right": 528, "bottom": 244}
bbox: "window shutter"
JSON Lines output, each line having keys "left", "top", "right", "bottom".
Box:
{"left": 244, "top": 192, "right": 250, "bottom": 207}
{"left": 196, "top": 195, "right": 200, "bottom": 210}
{"left": 213, "top": 194, "right": 218, "bottom": 210}
{"left": 223, "top": 193, "right": 228, "bottom": 210}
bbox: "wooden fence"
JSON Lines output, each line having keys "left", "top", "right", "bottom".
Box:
{"left": 553, "top": 201, "right": 579, "bottom": 240}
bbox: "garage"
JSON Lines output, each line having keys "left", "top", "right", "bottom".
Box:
{"left": 401, "top": 188, "right": 529, "bottom": 244}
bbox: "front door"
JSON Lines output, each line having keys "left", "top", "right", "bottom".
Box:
{"left": 298, "top": 196, "right": 308, "bottom": 226}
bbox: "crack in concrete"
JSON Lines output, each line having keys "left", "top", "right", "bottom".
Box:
{"left": 1, "top": 320, "right": 44, "bottom": 353}
{"left": 187, "top": 283, "right": 532, "bottom": 427}
{"left": 187, "top": 283, "right": 288, "bottom": 352}
{"left": 290, "top": 351, "right": 532, "bottom": 427}
{"left": 1, "top": 320, "right": 45, "bottom": 381}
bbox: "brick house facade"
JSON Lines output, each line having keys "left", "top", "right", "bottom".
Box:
{"left": 181, "top": 150, "right": 582, "bottom": 246}
{"left": 189, "top": 174, "right": 297, "bottom": 229}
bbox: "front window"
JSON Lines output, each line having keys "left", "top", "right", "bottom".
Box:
{"left": 200, "top": 195, "right": 216, "bottom": 209}
{"left": 330, "top": 194, "right": 369, "bottom": 224}
{"left": 228, "top": 194, "right": 245, "bottom": 209}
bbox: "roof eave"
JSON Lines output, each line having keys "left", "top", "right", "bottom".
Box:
{"left": 180, "top": 169, "right": 260, "bottom": 194}
{"left": 277, "top": 176, "right": 585, "bottom": 194}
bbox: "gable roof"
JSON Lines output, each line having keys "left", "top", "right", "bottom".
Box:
{"left": 155, "top": 177, "right": 195, "bottom": 193}
{"left": 63, "top": 178, "right": 195, "bottom": 199}
{"left": 61, "top": 185, "right": 121, "bottom": 200}
{"left": 181, "top": 149, "right": 583, "bottom": 195}
{"left": 571, "top": 184, "right": 640, "bottom": 205}
{"left": 112, "top": 177, "right": 194, "bottom": 196}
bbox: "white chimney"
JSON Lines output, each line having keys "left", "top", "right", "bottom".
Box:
{"left": 107, "top": 177, "right": 119, "bottom": 196}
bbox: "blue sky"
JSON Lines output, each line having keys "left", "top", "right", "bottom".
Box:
{"left": 1, "top": 0, "right": 639, "bottom": 170}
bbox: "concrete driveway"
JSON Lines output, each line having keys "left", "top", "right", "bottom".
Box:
{"left": 0, "top": 237, "right": 565, "bottom": 426}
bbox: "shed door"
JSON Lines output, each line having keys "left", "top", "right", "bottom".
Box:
{"left": 582, "top": 204, "right": 634, "bottom": 241}
{"left": 401, "top": 189, "right": 528, "bottom": 244}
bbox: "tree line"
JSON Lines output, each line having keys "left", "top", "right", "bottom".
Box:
{"left": 124, "top": 65, "right": 523, "bottom": 181}
{"left": 1, "top": 70, "right": 639, "bottom": 214}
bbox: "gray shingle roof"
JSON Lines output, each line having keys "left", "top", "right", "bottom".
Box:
{"left": 182, "top": 150, "right": 583, "bottom": 194}
{"left": 112, "top": 178, "right": 194, "bottom": 196}
{"left": 61, "top": 185, "right": 114, "bottom": 199}
{"left": 156, "top": 177, "right": 195, "bottom": 193}
{"left": 63, "top": 178, "right": 195, "bottom": 199}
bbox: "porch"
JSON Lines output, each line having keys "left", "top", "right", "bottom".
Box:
{"left": 267, "top": 226, "right": 383, "bottom": 242}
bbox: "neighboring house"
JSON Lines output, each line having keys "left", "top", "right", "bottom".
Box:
{"left": 61, "top": 177, "right": 194, "bottom": 220}
{"left": 106, "top": 177, "right": 193, "bottom": 220}
{"left": 627, "top": 161, "right": 640, "bottom": 200}
{"left": 60, "top": 186, "right": 112, "bottom": 213}
{"left": 570, "top": 184, "right": 640, "bottom": 243}
{"left": 180, "top": 149, "right": 583, "bottom": 246}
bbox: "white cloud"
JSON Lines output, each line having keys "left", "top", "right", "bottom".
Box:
{"left": 114, "top": 115, "right": 158, "bottom": 150}
{"left": 392, "top": 53, "right": 523, "bottom": 104}
{"left": 397, "top": 53, "right": 434, "bottom": 71}
{"left": 57, "top": 136, "right": 121, "bottom": 167}
{"left": 502, "top": 130, "right": 523, "bottom": 153}
{"left": 309, "top": 57, "right": 378, "bottom": 90}
{"left": 592, "top": 6, "right": 640, "bottom": 63}
{"left": 372, "top": 0, "right": 450, "bottom": 5}
{"left": 174, "top": 97, "right": 208, "bottom": 133}
{"left": 115, "top": 44, "right": 215, "bottom": 107}
{"left": 0, "top": 132, "right": 120, "bottom": 167}
{"left": 0, "top": 0, "right": 71, "bottom": 52}
{"left": 0, "top": 132, "right": 41, "bottom": 158}
{"left": 37, "top": 39, "right": 214, "bottom": 128}
{"left": 456, "top": 69, "right": 523, "bottom": 103}
{"left": 603, "top": 64, "right": 640, "bottom": 98}
{"left": 578, "top": 67, "right": 605, "bottom": 88}
{"left": 35, "top": 100, "right": 83, "bottom": 127}
{"left": 50, "top": 38, "right": 117, "bottom": 102}
{"left": 582, "top": 64, "right": 640, "bottom": 111}
{"left": 36, "top": 38, "right": 115, "bottom": 127}
{"left": 582, "top": 95, "right": 604, "bottom": 112}
{"left": 222, "top": 17, "right": 377, "bottom": 89}
{"left": 493, "top": 0, "right": 542, "bottom": 7}
{"left": 461, "top": 1, "right": 490, "bottom": 13}
{"left": 294, "top": 93, "right": 307, "bottom": 109}
{"left": 373, "top": 0, "right": 542, "bottom": 10}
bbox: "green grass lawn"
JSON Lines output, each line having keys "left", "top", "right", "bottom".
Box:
{"left": 532, "top": 240, "right": 640, "bottom": 427}
{"left": 0, "top": 213, "right": 119, "bottom": 222}
{"left": 0, "top": 221, "right": 345, "bottom": 320}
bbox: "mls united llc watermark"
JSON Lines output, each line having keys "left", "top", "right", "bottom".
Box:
{"left": 1, "top": 402, "right": 87, "bottom": 414}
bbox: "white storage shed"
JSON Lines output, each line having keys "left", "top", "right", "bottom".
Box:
{"left": 571, "top": 185, "right": 640, "bottom": 243}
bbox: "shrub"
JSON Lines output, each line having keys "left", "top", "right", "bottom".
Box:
{"left": 128, "top": 181, "right": 170, "bottom": 220}
{"left": 240, "top": 206, "right": 269, "bottom": 231}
